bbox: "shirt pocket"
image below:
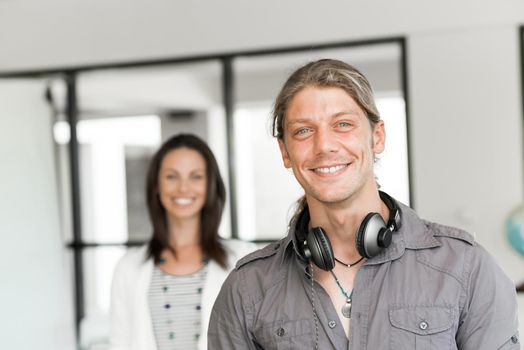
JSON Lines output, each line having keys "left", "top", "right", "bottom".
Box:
{"left": 389, "top": 305, "right": 455, "bottom": 350}
{"left": 499, "top": 332, "right": 520, "bottom": 349}
{"left": 253, "top": 319, "right": 313, "bottom": 350}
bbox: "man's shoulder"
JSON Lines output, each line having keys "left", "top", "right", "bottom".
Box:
{"left": 235, "top": 238, "right": 288, "bottom": 271}
{"left": 416, "top": 220, "right": 503, "bottom": 285}
{"left": 218, "top": 239, "right": 291, "bottom": 304}
{"left": 221, "top": 238, "right": 258, "bottom": 262}
{"left": 400, "top": 203, "right": 476, "bottom": 250}
{"left": 424, "top": 220, "right": 476, "bottom": 246}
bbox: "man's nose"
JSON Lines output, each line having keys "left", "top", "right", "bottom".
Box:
{"left": 313, "top": 127, "right": 338, "bottom": 155}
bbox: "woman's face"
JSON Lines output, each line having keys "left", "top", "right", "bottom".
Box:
{"left": 157, "top": 147, "right": 207, "bottom": 222}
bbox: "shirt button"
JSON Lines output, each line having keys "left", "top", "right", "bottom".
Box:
{"left": 276, "top": 328, "right": 285, "bottom": 337}
{"left": 511, "top": 335, "right": 518, "bottom": 343}
{"left": 419, "top": 321, "right": 428, "bottom": 330}
{"left": 328, "top": 320, "right": 336, "bottom": 328}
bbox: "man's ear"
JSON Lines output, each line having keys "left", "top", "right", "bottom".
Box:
{"left": 278, "top": 139, "right": 292, "bottom": 168}
{"left": 372, "top": 120, "right": 386, "bottom": 155}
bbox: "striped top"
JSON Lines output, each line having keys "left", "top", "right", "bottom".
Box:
{"left": 148, "top": 264, "right": 208, "bottom": 350}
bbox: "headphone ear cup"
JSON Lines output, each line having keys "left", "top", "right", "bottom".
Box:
{"left": 356, "top": 213, "right": 387, "bottom": 258}
{"left": 377, "top": 227, "right": 392, "bottom": 248}
{"left": 306, "top": 227, "right": 335, "bottom": 271}
{"left": 356, "top": 213, "right": 375, "bottom": 258}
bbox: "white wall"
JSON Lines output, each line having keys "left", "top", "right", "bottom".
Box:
{"left": 0, "top": 81, "right": 75, "bottom": 350}
{"left": 1, "top": 0, "right": 523, "bottom": 346}
{"left": 410, "top": 25, "right": 524, "bottom": 280}
{"left": 1, "top": 1, "right": 524, "bottom": 72}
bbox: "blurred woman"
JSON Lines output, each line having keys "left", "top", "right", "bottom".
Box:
{"left": 109, "top": 134, "right": 255, "bottom": 350}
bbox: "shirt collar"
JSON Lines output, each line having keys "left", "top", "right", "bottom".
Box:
{"left": 281, "top": 210, "right": 308, "bottom": 266}
{"left": 364, "top": 202, "right": 441, "bottom": 265}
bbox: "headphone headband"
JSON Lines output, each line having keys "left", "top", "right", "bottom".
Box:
{"left": 378, "top": 190, "right": 401, "bottom": 232}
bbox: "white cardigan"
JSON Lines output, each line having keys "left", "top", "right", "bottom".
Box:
{"left": 109, "top": 239, "right": 256, "bottom": 350}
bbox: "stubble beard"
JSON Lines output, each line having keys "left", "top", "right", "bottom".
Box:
{"left": 305, "top": 181, "right": 361, "bottom": 208}
{"left": 300, "top": 163, "right": 376, "bottom": 208}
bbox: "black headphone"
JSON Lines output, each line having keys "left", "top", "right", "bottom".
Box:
{"left": 299, "top": 191, "right": 401, "bottom": 271}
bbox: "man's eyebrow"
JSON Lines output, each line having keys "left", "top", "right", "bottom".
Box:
{"left": 332, "top": 110, "right": 361, "bottom": 118}
{"left": 286, "top": 110, "right": 361, "bottom": 126}
{"left": 286, "top": 118, "right": 310, "bottom": 126}
{"left": 162, "top": 167, "right": 205, "bottom": 173}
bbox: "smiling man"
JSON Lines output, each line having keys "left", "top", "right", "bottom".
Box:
{"left": 208, "top": 59, "right": 520, "bottom": 349}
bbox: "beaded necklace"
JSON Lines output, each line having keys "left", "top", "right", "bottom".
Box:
{"left": 331, "top": 255, "right": 364, "bottom": 318}
{"left": 330, "top": 269, "right": 353, "bottom": 318}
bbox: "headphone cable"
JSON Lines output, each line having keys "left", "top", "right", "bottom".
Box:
{"left": 309, "top": 261, "right": 319, "bottom": 350}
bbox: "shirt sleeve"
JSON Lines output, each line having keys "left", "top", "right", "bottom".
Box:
{"left": 108, "top": 256, "right": 132, "bottom": 350}
{"left": 456, "top": 244, "right": 520, "bottom": 349}
{"left": 208, "top": 268, "right": 259, "bottom": 350}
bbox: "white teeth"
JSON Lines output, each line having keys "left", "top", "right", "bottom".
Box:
{"left": 314, "top": 164, "right": 348, "bottom": 173}
{"left": 174, "top": 198, "right": 193, "bottom": 205}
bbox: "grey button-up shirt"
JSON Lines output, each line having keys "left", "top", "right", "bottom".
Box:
{"left": 209, "top": 204, "right": 520, "bottom": 349}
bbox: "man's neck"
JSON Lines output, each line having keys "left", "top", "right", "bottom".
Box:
{"left": 306, "top": 188, "right": 387, "bottom": 261}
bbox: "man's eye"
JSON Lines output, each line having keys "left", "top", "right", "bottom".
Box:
{"left": 295, "top": 127, "right": 311, "bottom": 135}
{"left": 192, "top": 175, "right": 203, "bottom": 180}
{"left": 338, "top": 121, "right": 352, "bottom": 128}
{"left": 167, "top": 174, "right": 177, "bottom": 180}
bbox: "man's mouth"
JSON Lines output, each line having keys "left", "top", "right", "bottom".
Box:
{"left": 312, "top": 164, "right": 348, "bottom": 174}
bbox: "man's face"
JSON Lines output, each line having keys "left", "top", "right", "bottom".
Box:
{"left": 278, "top": 86, "right": 385, "bottom": 206}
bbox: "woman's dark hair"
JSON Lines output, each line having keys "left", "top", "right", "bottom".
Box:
{"left": 145, "top": 133, "right": 227, "bottom": 268}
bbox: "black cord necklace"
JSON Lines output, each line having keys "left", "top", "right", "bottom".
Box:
{"left": 334, "top": 256, "right": 364, "bottom": 268}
